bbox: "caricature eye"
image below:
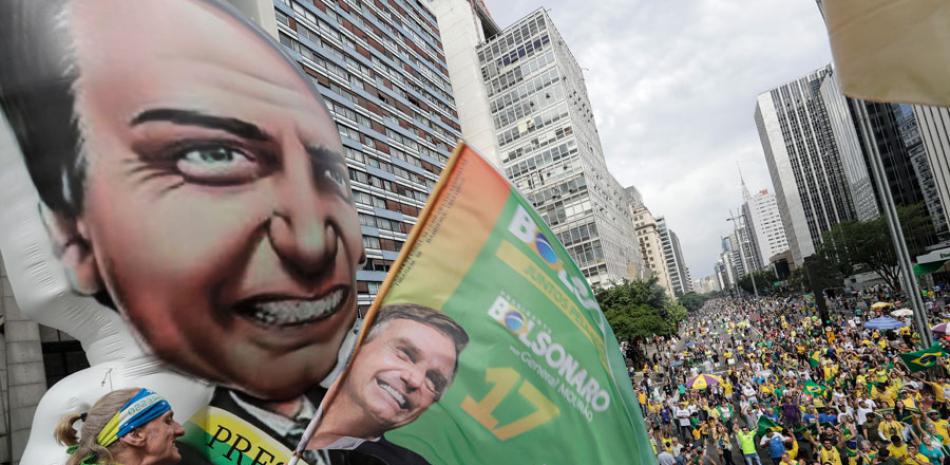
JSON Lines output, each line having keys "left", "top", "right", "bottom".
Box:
{"left": 323, "top": 167, "right": 348, "bottom": 193}
{"left": 176, "top": 146, "right": 258, "bottom": 185}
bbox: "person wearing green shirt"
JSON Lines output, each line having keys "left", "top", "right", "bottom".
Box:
{"left": 736, "top": 426, "right": 762, "bottom": 465}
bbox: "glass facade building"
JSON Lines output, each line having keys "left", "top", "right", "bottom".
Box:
{"left": 271, "top": 0, "right": 462, "bottom": 309}
{"left": 475, "top": 9, "right": 643, "bottom": 287}
{"left": 755, "top": 65, "right": 857, "bottom": 265}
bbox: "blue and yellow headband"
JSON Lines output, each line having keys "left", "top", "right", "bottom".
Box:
{"left": 96, "top": 388, "right": 172, "bottom": 448}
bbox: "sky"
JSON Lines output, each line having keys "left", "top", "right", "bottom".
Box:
{"left": 481, "top": 0, "right": 833, "bottom": 281}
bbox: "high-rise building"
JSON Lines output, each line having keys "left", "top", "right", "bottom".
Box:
{"left": 715, "top": 239, "right": 737, "bottom": 292}
{"left": 818, "top": 72, "right": 880, "bottom": 222}
{"left": 671, "top": 231, "right": 692, "bottom": 293}
{"left": 466, "top": 9, "right": 642, "bottom": 287}
{"left": 269, "top": 0, "right": 463, "bottom": 309}
{"left": 734, "top": 205, "right": 763, "bottom": 276}
{"left": 693, "top": 275, "right": 721, "bottom": 294}
{"left": 913, "top": 105, "right": 950, "bottom": 235}
{"left": 742, "top": 185, "right": 790, "bottom": 266}
{"left": 850, "top": 101, "right": 948, "bottom": 245}
{"left": 657, "top": 217, "right": 690, "bottom": 296}
{"left": 849, "top": 99, "right": 947, "bottom": 243}
{"left": 424, "top": 0, "right": 501, "bottom": 164}
{"left": 633, "top": 205, "right": 675, "bottom": 297}
{"left": 755, "top": 65, "right": 858, "bottom": 265}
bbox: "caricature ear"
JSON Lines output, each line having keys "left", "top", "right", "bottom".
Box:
{"left": 39, "top": 204, "right": 103, "bottom": 295}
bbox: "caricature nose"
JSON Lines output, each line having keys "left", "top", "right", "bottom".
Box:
{"left": 269, "top": 158, "right": 339, "bottom": 275}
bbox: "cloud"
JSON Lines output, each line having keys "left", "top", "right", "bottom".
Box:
{"left": 483, "top": 0, "right": 832, "bottom": 278}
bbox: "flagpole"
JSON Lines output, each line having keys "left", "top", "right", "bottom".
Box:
{"left": 854, "top": 102, "right": 933, "bottom": 348}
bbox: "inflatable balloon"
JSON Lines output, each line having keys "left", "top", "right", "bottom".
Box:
{"left": 0, "top": 1, "right": 365, "bottom": 463}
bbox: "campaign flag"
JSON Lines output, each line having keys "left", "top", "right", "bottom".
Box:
{"left": 756, "top": 415, "right": 782, "bottom": 437}
{"left": 900, "top": 343, "right": 947, "bottom": 372}
{"left": 820, "top": 0, "right": 950, "bottom": 106}
{"left": 347, "top": 143, "right": 655, "bottom": 464}
{"left": 808, "top": 350, "right": 821, "bottom": 369}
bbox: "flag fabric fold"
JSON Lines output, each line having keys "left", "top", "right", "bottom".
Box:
{"left": 821, "top": 0, "right": 950, "bottom": 106}
{"left": 899, "top": 344, "right": 947, "bottom": 372}
{"left": 756, "top": 415, "right": 782, "bottom": 437}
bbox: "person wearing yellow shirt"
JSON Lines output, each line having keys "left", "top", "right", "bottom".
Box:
{"left": 929, "top": 382, "right": 945, "bottom": 404}
{"left": 878, "top": 412, "right": 904, "bottom": 442}
{"left": 886, "top": 436, "right": 909, "bottom": 464}
{"left": 723, "top": 380, "right": 734, "bottom": 398}
{"left": 856, "top": 373, "right": 868, "bottom": 390}
{"left": 928, "top": 411, "right": 950, "bottom": 446}
{"left": 899, "top": 391, "right": 918, "bottom": 410}
{"left": 820, "top": 439, "right": 843, "bottom": 465}
{"left": 877, "top": 386, "right": 898, "bottom": 408}
{"left": 778, "top": 452, "right": 799, "bottom": 465}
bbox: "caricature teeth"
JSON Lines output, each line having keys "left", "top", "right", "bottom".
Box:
{"left": 379, "top": 380, "right": 408, "bottom": 409}
{"left": 243, "top": 289, "right": 345, "bottom": 327}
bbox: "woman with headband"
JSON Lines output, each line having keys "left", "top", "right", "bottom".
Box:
{"left": 55, "top": 388, "right": 184, "bottom": 465}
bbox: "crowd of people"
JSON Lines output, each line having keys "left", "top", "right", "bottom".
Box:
{"left": 643, "top": 294, "right": 950, "bottom": 465}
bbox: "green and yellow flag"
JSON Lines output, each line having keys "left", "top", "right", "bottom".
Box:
{"left": 900, "top": 343, "right": 947, "bottom": 372}
{"left": 756, "top": 415, "right": 782, "bottom": 437}
{"left": 804, "top": 380, "right": 827, "bottom": 397}
{"left": 808, "top": 350, "right": 821, "bottom": 368}
{"left": 362, "top": 143, "right": 654, "bottom": 464}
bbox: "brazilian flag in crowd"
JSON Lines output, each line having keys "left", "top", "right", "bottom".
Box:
{"left": 757, "top": 416, "right": 782, "bottom": 437}
{"left": 900, "top": 344, "right": 948, "bottom": 372}
{"left": 804, "top": 380, "right": 828, "bottom": 397}
{"left": 808, "top": 350, "right": 821, "bottom": 368}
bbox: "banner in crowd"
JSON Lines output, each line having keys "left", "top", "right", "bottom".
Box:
{"left": 303, "top": 143, "right": 654, "bottom": 464}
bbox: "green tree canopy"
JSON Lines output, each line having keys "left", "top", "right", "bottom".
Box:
{"left": 737, "top": 269, "right": 778, "bottom": 295}
{"left": 677, "top": 291, "right": 708, "bottom": 312}
{"left": 814, "top": 203, "right": 934, "bottom": 291}
{"left": 596, "top": 277, "right": 688, "bottom": 342}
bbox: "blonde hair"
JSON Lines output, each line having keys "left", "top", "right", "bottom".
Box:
{"left": 54, "top": 388, "right": 139, "bottom": 465}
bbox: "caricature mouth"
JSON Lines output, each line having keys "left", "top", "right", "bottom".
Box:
{"left": 236, "top": 287, "right": 347, "bottom": 327}
{"left": 378, "top": 379, "right": 409, "bottom": 410}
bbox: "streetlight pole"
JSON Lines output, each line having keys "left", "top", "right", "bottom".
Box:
{"left": 728, "top": 211, "right": 759, "bottom": 299}
{"left": 855, "top": 104, "right": 933, "bottom": 347}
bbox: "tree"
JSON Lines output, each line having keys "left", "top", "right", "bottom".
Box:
{"left": 815, "top": 203, "right": 934, "bottom": 292}
{"left": 678, "top": 292, "right": 708, "bottom": 312}
{"left": 737, "top": 269, "right": 778, "bottom": 295}
{"left": 597, "top": 277, "right": 688, "bottom": 343}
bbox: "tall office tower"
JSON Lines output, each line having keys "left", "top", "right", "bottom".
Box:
{"left": 471, "top": 9, "right": 642, "bottom": 287}
{"left": 268, "top": 0, "right": 462, "bottom": 309}
{"left": 671, "top": 231, "right": 692, "bottom": 293}
{"left": 818, "top": 72, "right": 880, "bottom": 221}
{"left": 693, "top": 275, "right": 721, "bottom": 294}
{"left": 733, "top": 210, "right": 762, "bottom": 275}
{"left": 755, "top": 65, "right": 858, "bottom": 265}
{"left": 850, "top": 101, "right": 948, "bottom": 244}
{"left": 914, "top": 105, "right": 950, "bottom": 236}
{"left": 717, "top": 236, "right": 738, "bottom": 291}
{"left": 633, "top": 205, "right": 675, "bottom": 297}
{"left": 657, "top": 217, "right": 689, "bottom": 296}
{"left": 742, "top": 184, "right": 790, "bottom": 267}
{"left": 425, "top": 0, "right": 502, "bottom": 164}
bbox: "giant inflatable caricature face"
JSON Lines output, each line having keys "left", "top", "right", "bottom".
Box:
{"left": 0, "top": 0, "right": 363, "bottom": 425}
